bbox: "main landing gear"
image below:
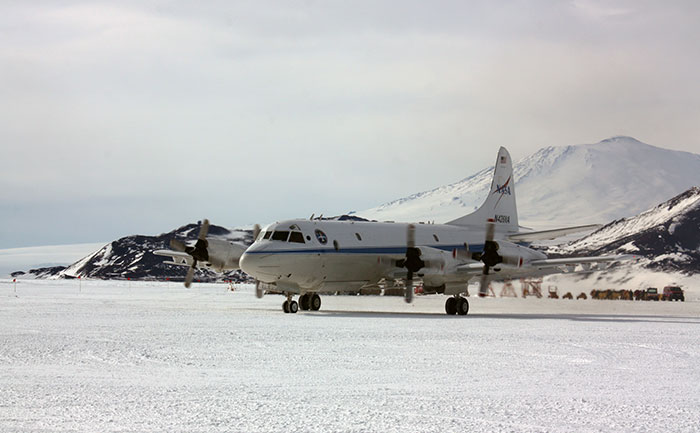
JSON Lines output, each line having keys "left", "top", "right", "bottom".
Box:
{"left": 282, "top": 293, "right": 322, "bottom": 313}
{"left": 444, "top": 296, "right": 469, "bottom": 316}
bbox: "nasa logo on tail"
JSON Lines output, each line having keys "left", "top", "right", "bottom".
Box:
{"left": 493, "top": 175, "right": 512, "bottom": 196}
{"left": 495, "top": 183, "right": 511, "bottom": 196}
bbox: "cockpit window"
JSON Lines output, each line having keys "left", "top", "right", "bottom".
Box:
{"left": 271, "top": 231, "right": 289, "bottom": 241}
{"left": 289, "top": 231, "right": 305, "bottom": 243}
{"left": 263, "top": 231, "right": 271, "bottom": 240}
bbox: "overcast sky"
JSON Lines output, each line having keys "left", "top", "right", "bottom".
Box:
{"left": 2, "top": 0, "right": 700, "bottom": 248}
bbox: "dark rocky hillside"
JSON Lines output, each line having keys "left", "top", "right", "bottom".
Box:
{"left": 552, "top": 187, "right": 700, "bottom": 274}
{"left": 36, "top": 222, "right": 254, "bottom": 282}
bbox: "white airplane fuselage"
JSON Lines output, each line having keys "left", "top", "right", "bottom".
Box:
{"left": 157, "top": 146, "right": 626, "bottom": 314}
{"left": 239, "top": 218, "right": 546, "bottom": 295}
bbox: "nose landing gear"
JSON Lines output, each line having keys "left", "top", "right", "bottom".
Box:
{"left": 282, "top": 294, "right": 299, "bottom": 314}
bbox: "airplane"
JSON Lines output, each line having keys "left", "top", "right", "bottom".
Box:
{"left": 155, "top": 147, "right": 630, "bottom": 315}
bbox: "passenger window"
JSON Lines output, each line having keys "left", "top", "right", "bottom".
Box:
{"left": 263, "top": 231, "right": 271, "bottom": 240}
{"left": 289, "top": 232, "right": 305, "bottom": 243}
{"left": 355, "top": 233, "right": 362, "bottom": 241}
{"left": 271, "top": 231, "right": 289, "bottom": 241}
{"left": 433, "top": 234, "right": 439, "bottom": 242}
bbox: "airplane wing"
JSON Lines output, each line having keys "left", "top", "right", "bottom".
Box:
{"left": 507, "top": 224, "right": 602, "bottom": 242}
{"left": 529, "top": 255, "right": 629, "bottom": 267}
{"left": 153, "top": 249, "right": 195, "bottom": 267}
{"left": 528, "top": 255, "right": 633, "bottom": 272}
{"left": 453, "top": 254, "right": 633, "bottom": 281}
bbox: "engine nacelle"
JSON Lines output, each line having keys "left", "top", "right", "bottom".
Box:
{"left": 414, "top": 246, "right": 463, "bottom": 273}
{"left": 492, "top": 240, "right": 546, "bottom": 269}
{"left": 414, "top": 246, "right": 463, "bottom": 287}
{"left": 205, "top": 238, "right": 248, "bottom": 271}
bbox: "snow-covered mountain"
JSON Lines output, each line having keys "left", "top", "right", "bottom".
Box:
{"left": 357, "top": 137, "right": 700, "bottom": 229}
{"left": 553, "top": 187, "right": 700, "bottom": 274}
{"left": 14, "top": 222, "right": 255, "bottom": 282}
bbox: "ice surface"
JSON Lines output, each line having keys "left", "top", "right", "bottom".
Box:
{"left": 2, "top": 280, "right": 699, "bottom": 433}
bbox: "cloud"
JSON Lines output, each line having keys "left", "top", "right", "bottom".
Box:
{"left": 1, "top": 1, "right": 699, "bottom": 247}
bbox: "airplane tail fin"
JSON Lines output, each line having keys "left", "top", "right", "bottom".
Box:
{"left": 446, "top": 147, "right": 519, "bottom": 233}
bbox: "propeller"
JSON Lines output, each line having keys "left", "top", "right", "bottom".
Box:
{"left": 252, "top": 223, "right": 264, "bottom": 298}
{"left": 170, "top": 219, "right": 210, "bottom": 288}
{"left": 479, "top": 218, "right": 501, "bottom": 297}
{"left": 403, "top": 224, "right": 424, "bottom": 303}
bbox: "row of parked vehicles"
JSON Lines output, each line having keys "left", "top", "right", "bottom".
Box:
{"left": 588, "top": 286, "right": 685, "bottom": 301}
{"left": 637, "top": 286, "right": 685, "bottom": 302}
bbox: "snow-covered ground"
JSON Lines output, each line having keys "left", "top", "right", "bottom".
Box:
{"left": 2, "top": 280, "right": 699, "bottom": 433}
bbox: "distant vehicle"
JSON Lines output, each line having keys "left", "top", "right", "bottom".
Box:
{"left": 643, "top": 287, "right": 662, "bottom": 301}
{"left": 663, "top": 286, "right": 685, "bottom": 302}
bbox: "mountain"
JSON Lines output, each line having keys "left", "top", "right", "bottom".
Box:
{"left": 356, "top": 137, "right": 700, "bottom": 229}
{"left": 28, "top": 222, "right": 255, "bottom": 282}
{"left": 552, "top": 187, "right": 700, "bottom": 274}
{"left": 11, "top": 266, "right": 67, "bottom": 279}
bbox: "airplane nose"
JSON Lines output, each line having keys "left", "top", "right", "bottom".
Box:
{"left": 239, "top": 252, "right": 256, "bottom": 276}
{"left": 240, "top": 249, "right": 278, "bottom": 281}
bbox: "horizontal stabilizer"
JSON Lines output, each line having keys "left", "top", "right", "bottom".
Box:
{"left": 154, "top": 250, "right": 194, "bottom": 267}
{"left": 154, "top": 250, "right": 191, "bottom": 259}
{"left": 507, "top": 224, "right": 601, "bottom": 242}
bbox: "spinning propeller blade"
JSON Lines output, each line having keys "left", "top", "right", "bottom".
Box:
{"left": 253, "top": 224, "right": 261, "bottom": 240}
{"left": 479, "top": 219, "right": 497, "bottom": 297}
{"left": 404, "top": 224, "right": 416, "bottom": 303}
{"left": 252, "top": 223, "right": 264, "bottom": 298}
{"left": 176, "top": 219, "right": 210, "bottom": 289}
{"left": 197, "top": 219, "right": 210, "bottom": 241}
{"left": 185, "top": 264, "right": 196, "bottom": 288}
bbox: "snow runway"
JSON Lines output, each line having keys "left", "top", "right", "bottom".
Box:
{"left": 2, "top": 280, "right": 699, "bottom": 432}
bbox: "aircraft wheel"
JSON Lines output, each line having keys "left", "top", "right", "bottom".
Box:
{"left": 289, "top": 300, "right": 299, "bottom": 314}
{"left": 282, "top": 300, "right": 290, "bottom": 313}
{"left": 445, "top": 297, "right": 457, "bottom": 315}
{"left": 299, "top": 294, "right": 310, "bottom": 310}
{"left": 457, "top": 297, "right": 469, "bottom": 316}
{"left": 310, "top": 294, "right": 322, "bottom": 311}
